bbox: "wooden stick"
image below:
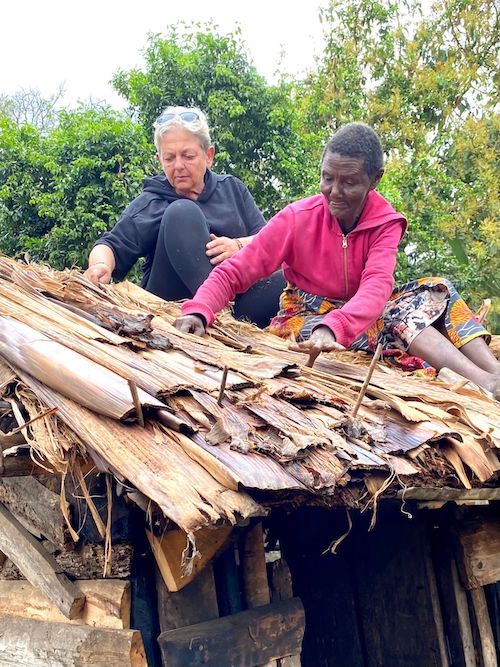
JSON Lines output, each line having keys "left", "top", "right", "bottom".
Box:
{"left": 5, "top": 406, "right": 58, "bottom": 437}
{"left": 470, "top": 587, "right": 498, "bottom": 667}
{"left": 350, "top": 342, "right": 383, "bottom": 418}
{"left": 127, "top": 379, "right": 144, "bottom": 427}
{"left": 217, "top": 366, "right": 229, "bottom": 406}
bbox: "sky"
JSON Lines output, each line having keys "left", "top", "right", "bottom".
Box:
{"left": 1, "top": 0, "right": 327, "bottom": 109}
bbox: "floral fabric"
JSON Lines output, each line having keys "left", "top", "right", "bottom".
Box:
{"left": 268, "top": 277, "right": 489, "bottom": 374}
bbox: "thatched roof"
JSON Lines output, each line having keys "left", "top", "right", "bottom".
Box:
{"left": 0, "top": 256, "right": 499, "bottom": 534}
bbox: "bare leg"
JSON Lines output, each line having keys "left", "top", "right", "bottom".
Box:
{"left": 458, "top": 337, "right": 500, "bottom": 374}
{"left": 408, "top": 326, "right": 499, "bottom": 394}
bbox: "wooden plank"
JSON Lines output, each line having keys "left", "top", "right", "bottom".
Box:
{"left": 147, "top": 524, "right": 232, "bottom": 592}
{"left": 0, "top": 503, "right": 84, "bottom": 619}
{"left": 351, "top": 507, "right": 444, "bottom": 667}
{"left": 457, "top": 517, "right": 500, "bottom": 588}
{"left": 0, "top": 477, "right": 71, "bottom": 550}
{"left": 397, "top": 487, "right": 500, "bottom": 502}
{"left": 0, "top": 616, "right": 147, "bottom": 666}
{"left": 276, "top": 506, "right": 365, "bottom": 667}
{"left": 469, "top": 587, "right": 498, "bottom": 667}
{"left": 158, "top": 598, "right": 305, "bottom": 667}
{"left": 0, "top": 579, "right": 130, "bottom": 629}
{"left": 156, "top": 562, "right": 219, "bottom": 634}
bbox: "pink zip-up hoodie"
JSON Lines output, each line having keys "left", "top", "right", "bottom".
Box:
{"left": 181, "top": 191, "right": 407, "bottom": 348}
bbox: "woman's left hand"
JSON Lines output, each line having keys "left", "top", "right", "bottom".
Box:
{"left": 289, "top": 325, "right": 345, "bottom": 367}
{"left": 206, "top": 234, "right": 240, "bottom": 265}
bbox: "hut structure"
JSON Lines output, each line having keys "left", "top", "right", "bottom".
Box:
{"left": 0, "top": 255, "right": 499, "bottom": 667}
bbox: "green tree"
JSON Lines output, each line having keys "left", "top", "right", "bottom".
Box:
{"left": 0, "top": 107, "right": 153, "bottom": 269}
{"left": 112, "top": 25, "right": 316, "bottom": 216}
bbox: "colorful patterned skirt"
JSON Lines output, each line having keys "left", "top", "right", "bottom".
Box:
{"left": 268, "top": 277, "right": 490, "bottom": 374}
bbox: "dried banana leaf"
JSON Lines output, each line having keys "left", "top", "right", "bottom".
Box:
{"left": 0, "top": 317, "right": 164, "bottom": 421}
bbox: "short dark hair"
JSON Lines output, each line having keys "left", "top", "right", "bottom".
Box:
{"left": 323, "top": 122, "right": 384, "bottom": 177}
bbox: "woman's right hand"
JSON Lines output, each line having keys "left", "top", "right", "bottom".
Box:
{"left": 84, "top": 263, "right": 113, "bottom": 285}
{"left": 173, "top": 315, "right": 206, "bottom": 336}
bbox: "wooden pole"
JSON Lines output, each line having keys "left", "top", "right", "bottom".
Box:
{"left": 241, "top": 523, "right": 276, "bottom": 667}
{"left": 470, "top": 587, "right": 498, "bottom": 667}
{"left": 423, "top": 546, "right": 450, "bottom": 667}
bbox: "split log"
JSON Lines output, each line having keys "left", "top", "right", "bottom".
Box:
{"left": 456, "top": 517, "right": 500, "bottom": 588}
{"left": 0, "top": 477, "right": 71, "bottom": 550}
{"left": 0, "top": 503, "right": 84, "bottom": 619}
{"left": 0, "top": 616, "right": 146, "bottom": 667}
{"left": 0, "top": 579, "right": 130, "bottom": 629}
{"left": 0, "top": 542, "right": 134, "bottom": 581}
{"left": 158, "top": 597, "right": 305, "bottom": 667}
{"left": 147, "top": 523, "right": 232, "bottom": 591}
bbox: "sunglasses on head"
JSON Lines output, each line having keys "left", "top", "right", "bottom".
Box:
{"left": 155, "top": 111, "right": 200, "bottom": 124}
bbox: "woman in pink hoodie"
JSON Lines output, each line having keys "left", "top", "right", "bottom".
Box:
{"left": 175, "top": 123, "right": 500, "bottom": 398}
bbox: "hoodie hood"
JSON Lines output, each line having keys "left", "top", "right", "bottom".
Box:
{"left": 142, "top": 170, "right": 219, "bottom": 203}
{"left": 341, "top": 190, "right": 407, "bottom": 234}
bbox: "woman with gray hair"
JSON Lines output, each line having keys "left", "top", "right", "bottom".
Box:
{"left": 85, "top": 105, "right": 284, "bottom": 327}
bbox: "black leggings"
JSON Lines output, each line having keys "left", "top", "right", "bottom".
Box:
{"left": 146, "top": 200, "right": 285, "bottom": 328}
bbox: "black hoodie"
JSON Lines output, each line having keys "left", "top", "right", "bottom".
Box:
{"left": 95, "top": 170, "right": 265, "bottom": 285}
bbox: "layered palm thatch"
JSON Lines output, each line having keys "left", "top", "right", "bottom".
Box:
{"left": 0, "top": 256, "right": 499, "bottom": 534}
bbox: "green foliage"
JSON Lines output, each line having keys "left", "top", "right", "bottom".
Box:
{"left": 112, "top": 25, "right": 315, "bottom": 216}
{"left": 0, "top": 107, "right": 153, "bottom": 269}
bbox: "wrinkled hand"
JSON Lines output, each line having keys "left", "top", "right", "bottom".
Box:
{"left": 206, "top": 234, "right": 240, "bottom": 265}
{"left": 173, "top": 315, "right": 206, "bottom": 336}
{"left": 84, "top": 263, "right": 112, "bottom": 286}
{"left": 289, "top": 325, "right": 345, "bottom": 367}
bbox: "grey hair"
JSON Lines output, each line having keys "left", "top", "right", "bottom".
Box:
{"left": 323, "top": 122, "right": 384, "bottom": 177}
{"left": 153, "top": 106, "right": 212, "bottom": 152}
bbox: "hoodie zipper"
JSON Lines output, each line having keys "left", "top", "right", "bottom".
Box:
{"left": 342, "top": 234, "right": 349, "bottom": 300}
